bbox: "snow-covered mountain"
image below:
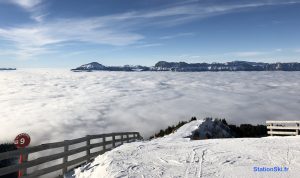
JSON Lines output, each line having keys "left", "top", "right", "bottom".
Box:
{"left": 72, "top": 61, "right": 300, "bottom": 72}
{"left": 67, "top": 119, "right": 300, "bottom": 178}
{"left": 71, "top": 62, "right": 106, "bottom": 71}
{"left": 71, "top": 62, "right": 150, "bottom": 71}
{"left": 154, "top": 61, "right": 300, "bottom": 71}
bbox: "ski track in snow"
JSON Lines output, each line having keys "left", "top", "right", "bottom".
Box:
{"left": 70, "top": 137, "right": 300, "bottom": 178}
{"left": 184, "top": 147, "right": 204, "bottom": 178}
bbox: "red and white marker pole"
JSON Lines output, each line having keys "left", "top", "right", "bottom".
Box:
{"left": 14, "top": 133, "right": 31, "bottom": 178}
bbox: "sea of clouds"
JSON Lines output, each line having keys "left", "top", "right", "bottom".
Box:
{"left": 1, "top": 69, "right": 300, "bottom": 144}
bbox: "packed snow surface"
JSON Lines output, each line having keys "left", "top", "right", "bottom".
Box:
{"left": 1, "top": 69, "right": 300, "bottom": 144}
{"left": 69, "top": 120, "right": 300, "bottom": 178}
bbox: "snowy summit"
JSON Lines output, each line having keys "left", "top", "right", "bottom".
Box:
{"left": 67, "top": 119, "right": 300, "bottom": 178}
{"left": 72, "top": 62, "right": 106, "bottom": 71}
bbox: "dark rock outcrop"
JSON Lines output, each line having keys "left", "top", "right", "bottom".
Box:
{"left": 191, "top": 118, "right": 234, "bottom": 139}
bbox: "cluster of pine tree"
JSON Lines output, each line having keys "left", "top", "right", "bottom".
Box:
{"left": 149, "top": 117, "right": 197, "bottom": 139}
{"left": 0, "top": 143, "right": 18, "bottom": 178}
{"left": 216, "top": 118, "right": 267, "bottom": 137}
{"left": 227, "top": 123, "right": 267, "bottom": 137}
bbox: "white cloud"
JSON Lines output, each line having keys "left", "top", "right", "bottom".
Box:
{"left": 0, "top": 0, "right": 299, "bottom": 59}
{"left": 134, "top": 43, "right": 163, "bottom": 48}
{"left": 0, "top": 27, "right": 60, "bottom": 59}
{"left": 228, "top": 48, "right": 290, "bottom": 58}
{"left": 0, "top": 17, "right": 144, "bottom": 59}
{"left": 229, "top": 51, "right": 265, "bottom": 57}
{"left": 134, "top": 0, "right": 300, "bottom": 27}
{"left": 0, "top": 0, "right": 46, "bottom": 22}
{"left": 1, "top": 70, "right": 300, "bottom": 144}
{"left": 295, "top": 49, "right": 300, "bottom": 53}
{"left": 160, "top": 33, "right": 194, "bottom": 40}
{"left": 31, "top": 13, "right": 48, "bottom": 22}
{"left": 4, "top": 0, "right": 42, "bottom": 9}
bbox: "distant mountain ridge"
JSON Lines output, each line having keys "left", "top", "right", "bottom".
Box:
{"left": 71, "top": 61, "right": 300, "bottom": 72}
{"left": 154, "top": 61, "right": 300, "bottom": 71}
{"left": 0, "top": 68, "right": 16, "bottom": 71}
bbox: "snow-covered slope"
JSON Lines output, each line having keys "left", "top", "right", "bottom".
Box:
{"left": 165, "top": 119, "right": 204, "bottom": 140}
{"left": 67, "top": 120, "right": 300, "bottom": 178}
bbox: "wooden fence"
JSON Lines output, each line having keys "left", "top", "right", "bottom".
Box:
{"left": 266, "top": 121, "right": 300, "bottom": 136}
{"left": 0, "top": 132, "right": 142, "bottom": 178}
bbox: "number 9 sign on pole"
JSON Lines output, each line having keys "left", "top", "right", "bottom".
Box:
{"left": 14, "top": 133, "right": 30, "bottom": 148}
{"left": 14, "top": 133, "right": 31, "bottom": 178}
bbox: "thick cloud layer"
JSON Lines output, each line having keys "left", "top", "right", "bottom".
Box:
{"left": 1, "top": 69, "right": 300, "bottom": 144}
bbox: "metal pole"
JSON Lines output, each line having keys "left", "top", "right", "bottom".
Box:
{"left": 18, "top": 154, "right": 23, "bottom": 178}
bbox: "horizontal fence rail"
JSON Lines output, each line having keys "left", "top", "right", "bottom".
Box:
{"left": 266, "top": 121, "right": 300, "bottom": 136}
{"left": 0, "top": 132, "right": 142, "bottom": 178}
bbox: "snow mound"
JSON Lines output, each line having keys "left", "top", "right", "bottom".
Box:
{"left": 165, "top": 119, "right": 204, "bottom": 140}
{"left": 165, "top": 118, "right": 233, "bottom": 140}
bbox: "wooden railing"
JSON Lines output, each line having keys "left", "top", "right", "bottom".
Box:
{"left": 0, "top": 132, "right": 142, "bottom": 178}
{"left": 266, "top": 121, "right": 300, "bottom": 136}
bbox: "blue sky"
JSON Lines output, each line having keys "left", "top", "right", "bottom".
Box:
{"left": 0, "top": 0, "right": 300, "bottom": 68}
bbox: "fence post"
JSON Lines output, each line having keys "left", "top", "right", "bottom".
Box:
{"left": 270, "top": 123, "right": 273, "bottom": 136}
{"left": 127, "top": 133, "right": 130, "bottom": 143}
{"left": 103, "top": 136, "right": 106, "bottom": 152}
{"left": 86, "top": 135, "right": 91, "bottom": 163}
{"left": 121, "top": 134, "right": 124, "bottom": 144}
{"left": 112, "top": 134, "right": 116, "bottom": 148}
{"left": 62, "top": 141, "right": 69, "bottom": 175}
{"left": 137, "top": 133, "right": 141, "bottom": 140}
